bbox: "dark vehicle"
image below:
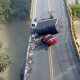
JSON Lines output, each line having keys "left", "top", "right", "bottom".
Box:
{"left": 31, "top": 18, "right": 62, "bottom": 36}
{"left": 41, "top": 34, "right": 57, "bottom": 46}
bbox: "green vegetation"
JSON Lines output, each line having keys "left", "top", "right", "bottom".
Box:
{"left": 0, "top": 0, "right": 31, "bottom": 22}
{"left": 70, "top": 4, "right": 80, "bottom": 17}
{"left": 0, "top": 53, "right": 12, "bottom": 72}
{"left": 0, "top": 41, "right": 12, "bottom": 72}
{"left": 0, "top": 0, "right": 10, "bottom": 22}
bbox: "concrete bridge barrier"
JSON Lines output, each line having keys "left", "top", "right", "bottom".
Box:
{"left": 66, "top": 0, "right": 80, "bottom": 59}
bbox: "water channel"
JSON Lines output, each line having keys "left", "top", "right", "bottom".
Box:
{"left": 0, "top": 21, "right": 30, "bottom": 80}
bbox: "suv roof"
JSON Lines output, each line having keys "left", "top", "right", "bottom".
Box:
{"left": 37, "top": 19, "right": 57, "bottom": 28}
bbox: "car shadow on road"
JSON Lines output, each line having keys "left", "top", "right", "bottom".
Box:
{"left": 35, "top": 41, "right": 48, "bottom": 50}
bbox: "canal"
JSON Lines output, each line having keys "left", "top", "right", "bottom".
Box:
{"left": 0, "top": 21, "right": 30, "bottom": 80}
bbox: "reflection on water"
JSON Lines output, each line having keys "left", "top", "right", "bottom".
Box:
{"left": 0, "top": 21, "right": 30, "bottom": 80}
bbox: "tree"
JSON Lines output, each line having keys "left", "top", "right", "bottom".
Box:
{"left": 0, "top": 41, "right": 12, "bottom": 72}
{"left": 0, "top": 0, "right": 11, "bottom": 21}
{"left": 0, "top": 53, "right": 12, "bottom": 72}
{"left": 9, "top": 0, "right": 29, "bottom": 20}
{"left": 0, "top": 0, "right": 31, "bottom": 22}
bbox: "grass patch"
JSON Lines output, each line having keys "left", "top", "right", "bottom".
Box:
{"left": 70, "top": 4, "right": 80, "bottom": 17}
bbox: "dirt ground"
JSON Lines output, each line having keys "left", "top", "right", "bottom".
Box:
{"left": 73, "top": 18, "right": 80, "bottom": 37}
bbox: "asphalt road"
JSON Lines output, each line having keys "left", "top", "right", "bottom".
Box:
{"left": 29, "top": 0, "right": 80, "bottom": 80}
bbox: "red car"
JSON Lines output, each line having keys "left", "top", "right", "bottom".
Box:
{"left": 41, "top": 34, "right": 57, "bottom": 46}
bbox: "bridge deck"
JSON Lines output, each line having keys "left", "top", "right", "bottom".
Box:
{"left": 28, "top": 0, "right": 80, "bottom": 80}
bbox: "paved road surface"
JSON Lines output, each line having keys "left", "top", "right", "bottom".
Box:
{"left": 29, "top": 0, "right": 80, "bottom": 80}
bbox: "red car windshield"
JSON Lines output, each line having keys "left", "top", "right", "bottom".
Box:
{"left": 47, "top": 36, "right": 52, "bottom": 40}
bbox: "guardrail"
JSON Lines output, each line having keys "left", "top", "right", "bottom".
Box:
{"left": 66, "top": 0, "right": 80, "bottom": 59}
{"left": 24, "top": 36, "right": 35, "bottom": 80}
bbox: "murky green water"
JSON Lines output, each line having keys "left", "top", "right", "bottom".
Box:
{"left": 0, "top": 21, "right": 30, "bottom": 80}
